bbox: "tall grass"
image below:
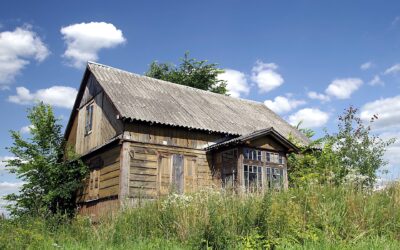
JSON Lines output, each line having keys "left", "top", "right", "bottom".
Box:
{"left": 1, "top": 183, "right": 400, "bottom": 249}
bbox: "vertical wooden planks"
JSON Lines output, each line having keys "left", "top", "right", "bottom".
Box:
{"left": 119, "top": 141, "right": 130, "bottom": 204}
{"left": 172, "top": 154, "right": 184, "bottom": 194}
{"left": 158, "top": 154, "right": 171, "bottom": 196}
{"left": 184, "top": 157, "right": 197, "bottom": 193}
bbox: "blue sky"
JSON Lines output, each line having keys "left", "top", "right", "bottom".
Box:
{"left": 1, "top": 0, "right": 400, "bottom": 213}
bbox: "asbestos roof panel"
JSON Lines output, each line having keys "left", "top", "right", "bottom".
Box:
{"left": 87, "top": 62, "right": 310, "bottom": 145}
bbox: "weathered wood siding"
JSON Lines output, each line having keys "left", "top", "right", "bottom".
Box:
{"left": 74, "top": 92, "right": 121, "bottom": 155}
{"left": 128, "top": 142, "right": 216, "bottom": 198}
{"left": 66, "top": 114, "right": 78, "bottom": 151}
{"left": 249, "top": 136, "right": 286, "bottom": 152}
{"left": 125, "top": 123, "right": 225, "bottom": 149}
{"left": 124, "top": 123, "right": 225, "bottom": 198}
{"left": 77, "top": 145, "right": 121, "bottom": 203}
{"left": 78, "top": 197, "right": 119, "bottom": 219}
{"left": 73, "top": 75, "right": 123, "bottom": 155}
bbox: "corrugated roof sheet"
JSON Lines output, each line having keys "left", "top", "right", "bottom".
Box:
{"left": 205, "top": 128, "right": 299, "bottom": 151}
{"left": 87, "top": 62, "right": 310, "bottom": 145}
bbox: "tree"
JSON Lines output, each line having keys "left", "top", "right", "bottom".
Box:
{"left": 146, "top": 52, "right": 228, "bottom": 94}
{"left": 288, "top": 106, "right": 395, "bottom": 188}
{"left": 287, "top": 123, "right": 334, "bottom": 187}
{"left": 328, "top": 106, "right": 395, "bottom": 187}
{"left": 4, "top": 103, "right": 87, "bottom": 217}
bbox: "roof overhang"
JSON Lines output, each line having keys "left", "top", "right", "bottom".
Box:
{"left": 63, "top": 66, "right": 92, "bottom": 140}
{"left": 206, "top": 127, "right": 300, "bottom": 153}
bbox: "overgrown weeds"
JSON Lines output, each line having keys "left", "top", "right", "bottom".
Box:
{"left": 1, "top": 183, "right": 400, "bottom": 249}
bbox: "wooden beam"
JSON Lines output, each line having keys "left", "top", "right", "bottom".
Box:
{"left": 119, "top": 139, "right": 131, "bottom": 205}
{"left": 237, "top": 146, "right": 244, "bottom": 194}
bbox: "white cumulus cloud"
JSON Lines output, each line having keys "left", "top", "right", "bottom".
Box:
{"left": 0, "top": 26, "right": 49, "bottom": 86}
{"left": 0, "top": 181, "right": 23, "bottom": 214}
{"left": 251, "top": 60, "right": 284, "bottom": 93}
{"left": 61, "top": 22, "right": 126, "bottom": 68}
{"left": 307, "top": 91, "right": 330, "bottom": 102}
{"left": 325, "top": 78, "right": 363, "bottom": 99}
{"left": 360, "top": 95, "right": 400, "bottom": 131}
{"left": 264, "top": 95, "right": 305, "bottom": 114}
{"left": 0, "top": 182, "right": 23, "bottom": 189}
{"left": 384, "top": 63, "right": 400, "bottom": 75}
{"left": 8, "top": 86, "right": 77, "bottom": 109}
{"left": 360, "top": 61, "right": 373, "bottom": 70}
{"left": 288, "top": 108, "right": 329, "bottom": 128}
{"left": 369, "top": 75, "right": 384, "bottom": 86}
{"left": 0, "top": 156, "right": 17, "bottom": 174}
{"left": 20, "top": 125, "right": 35, "bottom": 134}
{"left": 360, "top": 96, "right": 400, "bottom": 180}
{"left": 218, "top": 69, "right": 249, "bottom": 98}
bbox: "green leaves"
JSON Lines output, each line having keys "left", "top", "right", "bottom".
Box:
{"left": 145, "top": 52, "right": 228, "bottom": 94}
{"left": 288, "top": 106, "right": 395, "bottom": 189}
{"left": 4, "top": 102, "right": 88, "bottom": 217}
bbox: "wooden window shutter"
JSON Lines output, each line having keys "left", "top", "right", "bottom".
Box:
{"left": 184, "top": 157, "right": 197, "bottom": 193}
{"left": 158, "top": 154, "right": 171, "bottom": 196}
{"left": 87, "top": 156, "right": 103, "bottom": 201}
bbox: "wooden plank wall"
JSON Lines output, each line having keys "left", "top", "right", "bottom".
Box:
{"left": 125, "top": 123, "right": 225, "bottom": 150}
{"left": 129, "top": 142, "right": 216, "bottom": 199}
{"left": 250, "top": 136, "right": 286, "bottom": 151}
{"left": 75, "top": 92, "right": 122, "bottom": 155}
{"left": 77, "top": 145, "right": 121, "bottom": 203}
{"left": 73, "top": 75, "right": 123, "bottom": 155}
{"left": 78, "top": 197, "right": 119, "bottom": 219}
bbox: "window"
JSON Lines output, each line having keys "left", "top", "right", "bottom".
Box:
{"left": 244, "top": 148, "right": 262, "bottom": 161}
{"left": 257, "top": 151, "right": 262, "bottom": 161}
{"left": 244, "top": 148, "right": 250, "bottom": 159}
{"left": 266, "top": 152, "right": 271, "bottom": 162}
{"left": 252, "top": 150, "right": 257, "bottom": 160}
{"left": 267, "top": 153, "right": 279, "bottom": 163}
{"left": 265, "top": 167, "right": 286, "bottom": 190}
{"left": 272, "top": 167, "right": 283, "bottom": 189}
{"left": 244, "top": 165, "right": 262, "bottom": 191}
{"left": 278, "top": 154, "right": 284, "bottom": 164}
{"left": 85, "top": 103, "right": 94, "bottom": 135}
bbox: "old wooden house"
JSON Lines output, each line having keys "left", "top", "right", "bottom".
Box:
{"left": 64, "top": 62, "right": 309, "bottom": 216}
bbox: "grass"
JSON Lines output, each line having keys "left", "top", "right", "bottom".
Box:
{"left": 1, "top": 183, "right": 400, "bottom": 249}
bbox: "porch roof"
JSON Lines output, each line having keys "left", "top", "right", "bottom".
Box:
{"left": 205, "top": 127, "right": 299, "bottom": 153}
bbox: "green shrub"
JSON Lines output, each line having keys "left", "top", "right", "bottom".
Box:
{"left": 1, "top": 184, "right": 400, "bottom": 249}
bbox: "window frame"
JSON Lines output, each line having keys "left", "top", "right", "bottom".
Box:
{"left": 243, "top": 164, "right": 263, "bottom": 191}
{"left": 266, "top": 152, "right": 271, "bottom": 162}
{"left": 278, "top": 154, "right": 284, "bottom": 164}
{"left": 85, "top": 102, "right": 94, "bottom": 136}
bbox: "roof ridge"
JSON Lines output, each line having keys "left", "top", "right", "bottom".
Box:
{"left": 87, "top": 61, "right": 270, "bottom": 108}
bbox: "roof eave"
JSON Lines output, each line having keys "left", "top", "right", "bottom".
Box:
{"left": 206, "top": 128, "right": 300, "bottom": 153}
{"left": 63, "top": 65, "right": 92, "bottom": 140}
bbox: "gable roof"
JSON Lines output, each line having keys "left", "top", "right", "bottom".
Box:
{"left": 66, "top": 62, "right": 310, "bottom": 145}
{"left": 205, "top": 127, "right": 300, "bottom": 152}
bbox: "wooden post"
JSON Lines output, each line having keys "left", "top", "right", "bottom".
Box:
{"left": 236, "top": 146, "right": 244, "bottom": 194}
{"left": 119, "top": 139, "right": 130, "bottom": 206}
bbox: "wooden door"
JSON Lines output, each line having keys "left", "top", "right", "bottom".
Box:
{"left": 172, "top": 154, "right": 184, "bottom": 194}
{"left": 184, "top": 157, "right": 197, "bottom": 193}
{"left": 158, "top": 154, "right": 171, "bottom": 196}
